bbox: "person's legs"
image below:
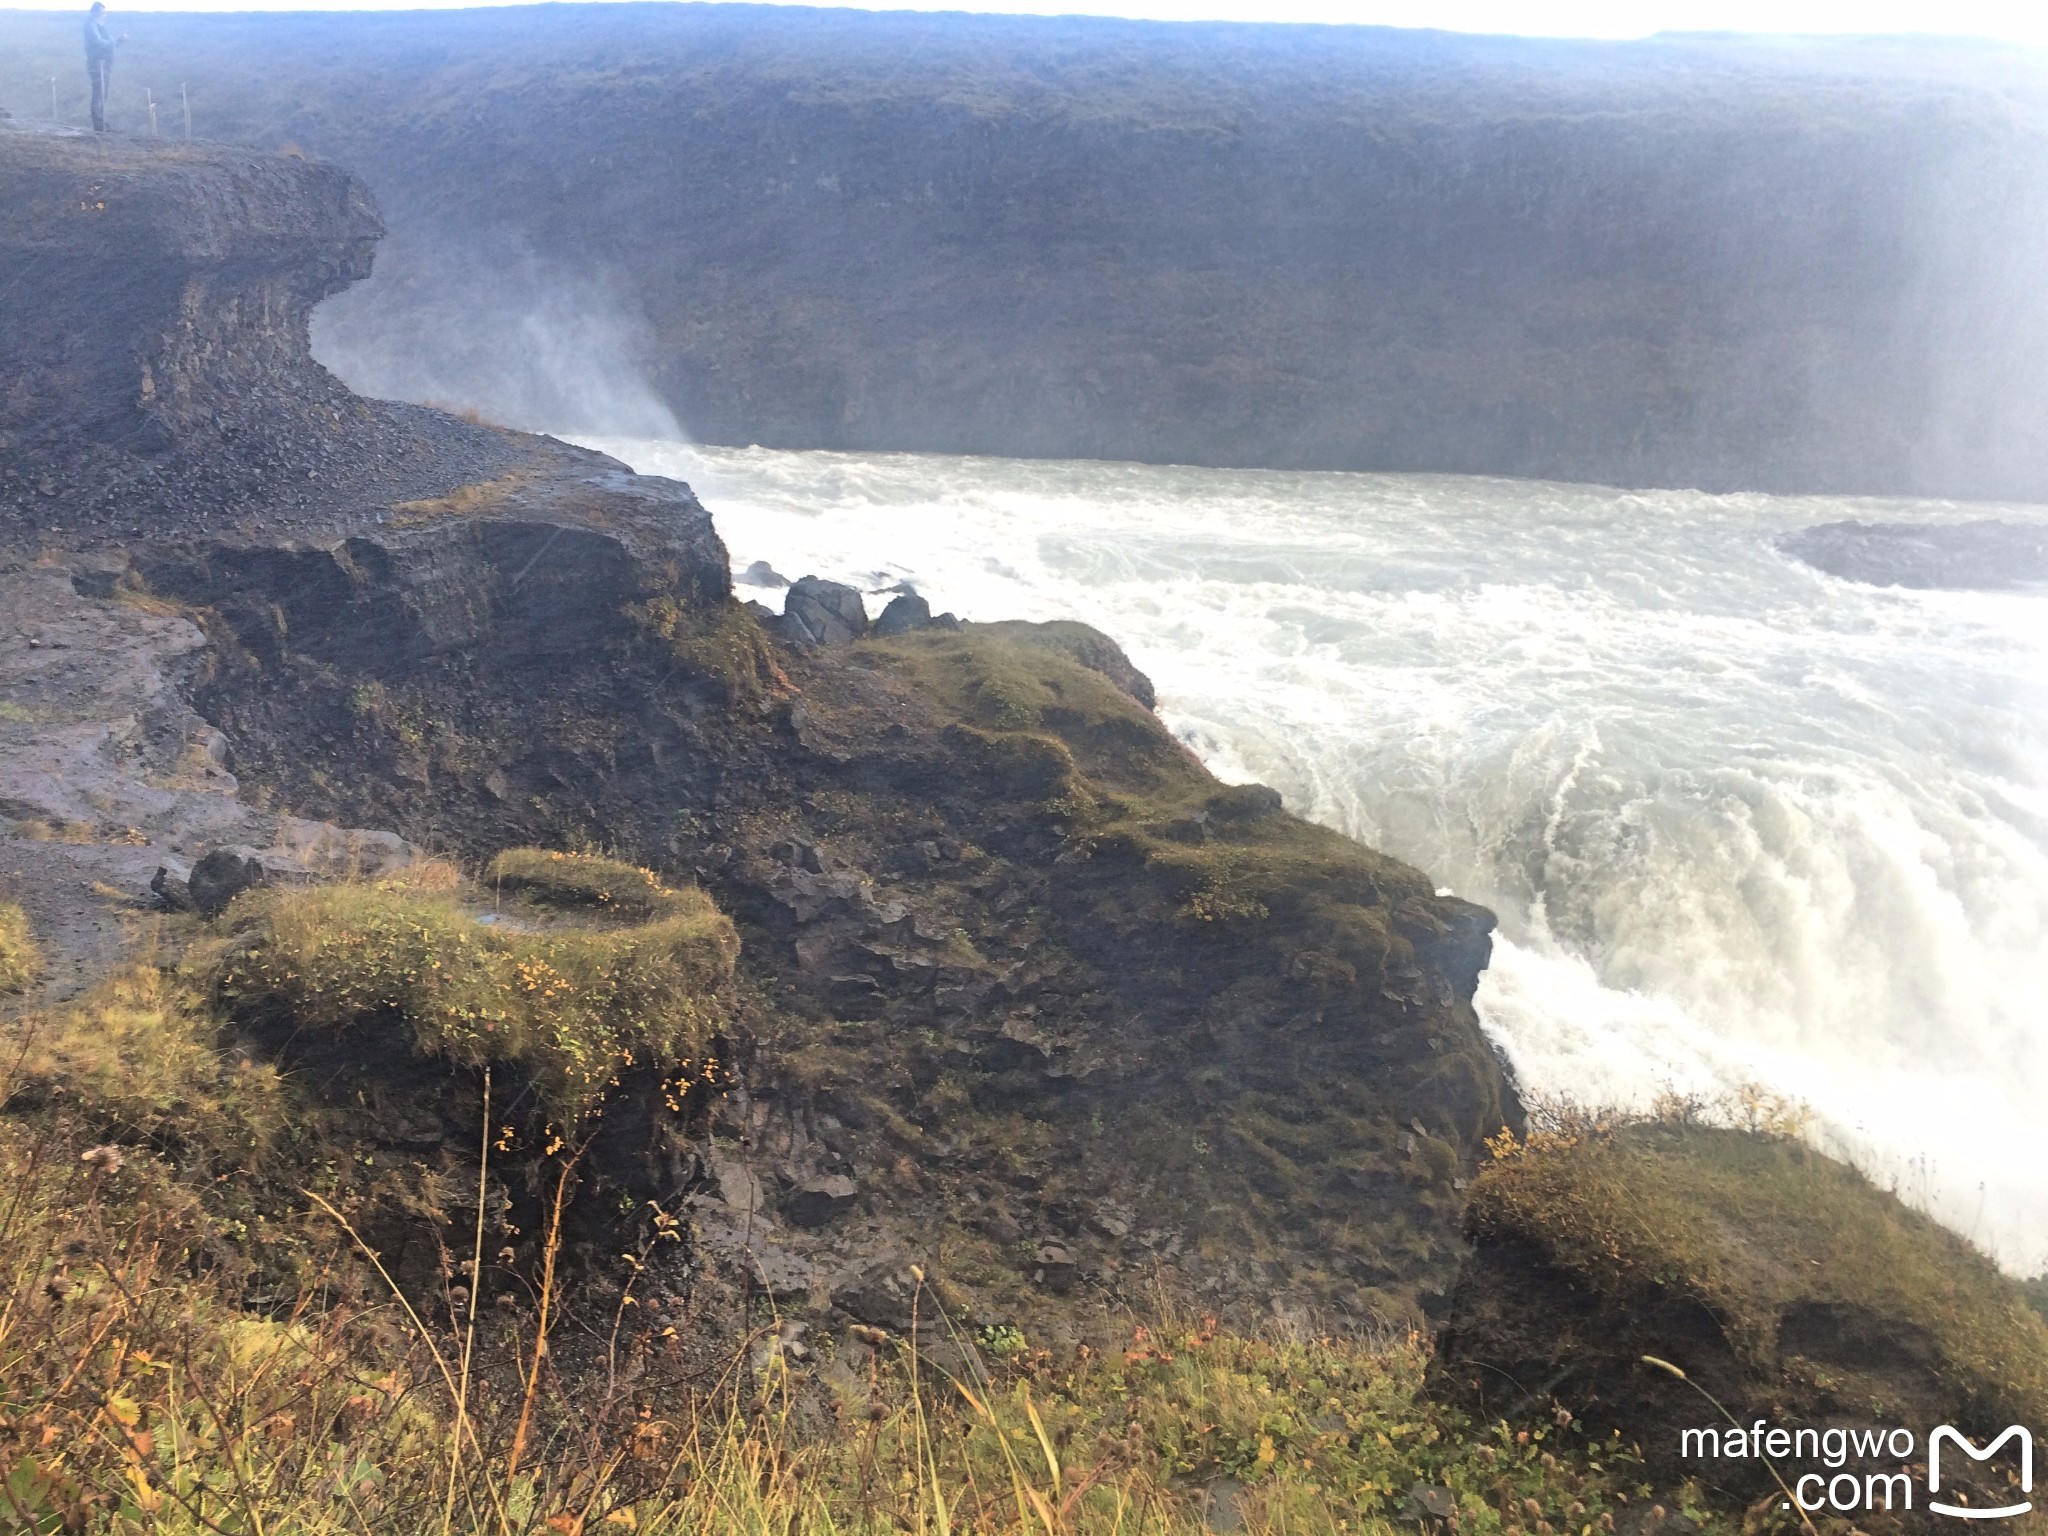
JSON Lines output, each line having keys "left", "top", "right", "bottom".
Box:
{"left": 89, "top": 60, "right": 108, "bottom": 131}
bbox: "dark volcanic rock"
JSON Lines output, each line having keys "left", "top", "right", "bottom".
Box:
{"left": 135, "top": 479, "right": 730, "bottom": 681}
{"left": 0, "top": 126, "right": 545, "bottom": 541}
{"left": 872, "top": 593, "right": 933, "bottom": 636}
{"left": 739, "top": 560, "right": 791, "bottom": 589}
{"left": 186, "top": 848, "right": 274, "bottom": 917}
{"left": 5, "top": 119, "right": 1517, "bottom": 1332}
{"left": 783, "top": 1174, "right": 859, "bottom": 1228}
{"left": 138, "top": 514, "right": 1511, "bottom": 1319}
{"left": 781, "top": 576, "right": 869, "bottom": 646}
{"left": 1780, "top": 518, "right": 2048, "bottom": 590}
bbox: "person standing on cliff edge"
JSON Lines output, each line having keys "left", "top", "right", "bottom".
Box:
{"left": 84, "top": 3, "right": 125, "bottom": 133}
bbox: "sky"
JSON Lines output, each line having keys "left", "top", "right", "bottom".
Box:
{"left": 10, "top": 0, "right": 2046, "bottom": 46}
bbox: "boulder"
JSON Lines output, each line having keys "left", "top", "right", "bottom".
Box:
{"left": 706, "top": 1149, "right": 767, "bottom": 1217}
{"left": 784, "top": 1174, "right": 859, "bottom": 1228}
{"left": 1031, "top": 1241, "right": 1077, "bottom": 1291}
{"left": 149, "top": 863, "right": 197, "bottom": 913}
{"left": 186, "top": 846, "right": 313, "bottom": 917}
{"left": 873, "top": 592, "right": 933, "bottom": 636}
{"left": 268, "top": 818, "right": 420, "bottom": 880}
{"left": 837, "top": 1252, "right": 926, "bottom": 1330}
{"left": 739, "top": 560, "right": 791, "bottom": 588}
{"left": 782, "top": 576, "right": 869, "bottom": 646}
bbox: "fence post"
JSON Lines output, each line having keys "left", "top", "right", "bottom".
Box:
{"left": 182, "top": 83, "right": 191, "bottom": 138}
{"left": 50, "top": 76, "right": 58, "bottom": 122}
{"left": 147, "top": 88, "right": 158, "bottom": 136}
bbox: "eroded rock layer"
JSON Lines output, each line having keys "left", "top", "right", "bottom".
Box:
{"left": 0, "top": 127, "right": 542, "bottom": 535}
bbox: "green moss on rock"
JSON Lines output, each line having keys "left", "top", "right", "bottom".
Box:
{"left": 1469, "top": 1119, "right": 2048, "bottom": 1420}
{"left": 1441, "top": 1116, "right": 2048, "bottom": 1507}
{"left": 217, "top": 854, "right": 738, "bottom": 1119}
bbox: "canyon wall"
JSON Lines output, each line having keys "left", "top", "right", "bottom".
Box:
{"left": 5, "top": 7, "right": 2047, "bottom": 499}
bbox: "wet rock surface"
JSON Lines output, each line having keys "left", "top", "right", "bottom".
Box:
{"left": 1780, "top": 518, "right": 2048, "bottom": 590}
{"left": 0, "top": 560, "right": 420, "bottom": 998}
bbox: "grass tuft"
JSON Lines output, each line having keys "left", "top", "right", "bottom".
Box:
{"left": 215, "top": 853, "right": 738, "bottom": 1120}
{"left": 1470, "top": 1102, "right": 2048, "bottom": 1428}
{"left": 9, "top": 955, "right": 287, "bottom": 1153}
{"left": 0, "top": 1100, "right": 1683, "bottom": 1536}
{"left": 0, "top": 900, "right": 39, "bottom": 994}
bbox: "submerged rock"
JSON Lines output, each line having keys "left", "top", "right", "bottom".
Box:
{"left": 1780, "top": 518, "right": 2048, "bottom": 590}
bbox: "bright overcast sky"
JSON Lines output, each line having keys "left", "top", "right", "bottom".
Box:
{"left": 10, "top": 0, "right": 2046, "bottom": 48}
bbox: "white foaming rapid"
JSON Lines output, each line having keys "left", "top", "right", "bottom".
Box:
{"left": 585, "top": 436, "right": 2048, "bottom": 1273}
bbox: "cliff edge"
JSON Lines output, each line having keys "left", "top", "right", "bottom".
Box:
{"left": 8, "top": 111, "right": 2048, "bottom": 1536}
{"left": 0, "top": 125, "right": 560, "bottom": 538}
{"left": 1, "top": 127, "right": 1515, "bottom": 1336}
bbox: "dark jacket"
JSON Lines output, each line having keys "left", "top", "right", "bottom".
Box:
{"left": 84, "top": 14, "right": 117, "bottom": 64}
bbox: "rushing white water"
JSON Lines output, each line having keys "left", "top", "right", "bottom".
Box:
{"left": 585, "top": 436, "right": 2048, "bottom": 1273}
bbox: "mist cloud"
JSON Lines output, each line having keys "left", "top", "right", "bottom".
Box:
{"left": 311, "top": 233, "right": 684, "bottom": 442}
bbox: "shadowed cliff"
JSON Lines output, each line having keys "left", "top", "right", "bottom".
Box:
{"left": 6, "top": 7, "right": 2048, "bottom": 499}
{"left": 0, "top": 126, "right": 559, "bottom": 534}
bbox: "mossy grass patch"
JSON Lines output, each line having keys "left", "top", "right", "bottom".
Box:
{"left": 215, "top": 852, "right": 739, "bottom": 1119}
{"left": 10, "top": 958, "right": 288, "bottom": 1156}
{"left": 484, "top": 847, "right": 688, "bottom": 921}
{"left": 859, "top": 626, "right": 1443, "bottom": 934}
{"left": 1469, "top": 1111, "right": 2048, "bottom": 1427}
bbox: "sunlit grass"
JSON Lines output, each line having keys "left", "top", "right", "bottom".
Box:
{"left": 212, "top": 853, "right": 738, "bottom": 1121}
{"left": 0, "top": 901, "right": 38, "bottom": 995}
{"left": 0, "top": 1093, "right": 1676, "bottom": 1536}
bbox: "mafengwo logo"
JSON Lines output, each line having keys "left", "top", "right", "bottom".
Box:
{"left": 1929, "top": 1427, "right": 2033, "bottom": 1521}
{"left": 1677, "top": 1420, "right": 2034, "bottom": 1519}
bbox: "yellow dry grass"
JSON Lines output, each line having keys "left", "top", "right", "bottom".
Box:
{"left": 214, "top": 853, "right": 737, "bottom": 1119}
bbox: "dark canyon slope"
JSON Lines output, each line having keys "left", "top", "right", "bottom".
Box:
{"left": 6, "top": 6, "right": 2048, "bottom": 499}
{"left": 11, "top": 131, "right": 2048, "bottom": 1530}
{"left": 1, "top": 124, "right": 1515, "bottom": 1337}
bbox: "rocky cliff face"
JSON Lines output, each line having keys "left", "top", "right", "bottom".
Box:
{"left": 5, "top": 11, "right": 2046, "bottom": 499}
{"left": 0, "top": 125, "right": 1515, "bottom": 1335}
{"left": 131, "top": 500, "right": 1512, "bottom": 1327}
{"left": 0, "top": 126, "right": 540, "bottom": 536}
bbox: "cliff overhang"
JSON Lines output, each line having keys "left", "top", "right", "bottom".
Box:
{"left": 0, "top": 125, "right": 553, "bottom": 538}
